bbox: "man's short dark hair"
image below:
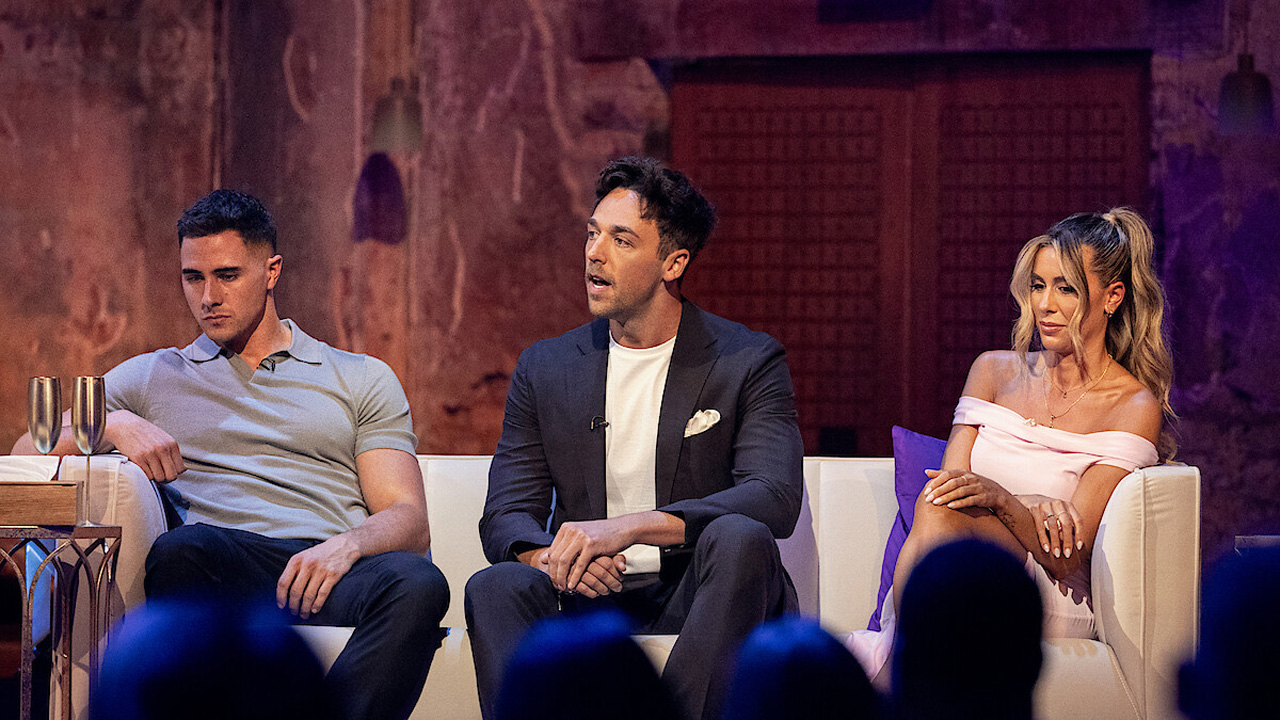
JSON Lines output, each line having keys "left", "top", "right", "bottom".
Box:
{"left": 594, "top": 156, "right": 716, "bottom": 262}
{"left": 177, "top": 189, "right": 278, "bottom": 254}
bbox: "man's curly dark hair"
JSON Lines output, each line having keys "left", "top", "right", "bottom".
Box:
{"left": 594, "top": 156, "right": 716, "bottom": 263}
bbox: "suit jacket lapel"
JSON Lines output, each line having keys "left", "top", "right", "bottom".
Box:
{"left": 656, "top": 303, "right": 719, "bottom": 507}
{"left": 574, "top": 320, "right": 610, "bottom": 519}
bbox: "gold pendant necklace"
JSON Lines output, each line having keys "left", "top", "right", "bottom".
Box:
{"left": 1042, "top": 355, "right": 1112, "bottom": 428}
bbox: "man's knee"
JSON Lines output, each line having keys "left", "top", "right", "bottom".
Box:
{"left": 464, "top": 562, "right": 553, "bottom": 622}
{"left": 370, "top": 553, "right": 450, "bottom": 627}
{"left": 700, "top": 514, "right": 776, "bottom": 556}
{"left": 694, "top": 514, "right": 780, "bottom": 580}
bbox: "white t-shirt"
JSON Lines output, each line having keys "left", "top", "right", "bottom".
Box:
{"left": 605, "top": 332, "right": 676, "bottom": 574}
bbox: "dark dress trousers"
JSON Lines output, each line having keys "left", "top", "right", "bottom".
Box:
{"left": 466, "top": 302, "right": 804, "bottom": 720}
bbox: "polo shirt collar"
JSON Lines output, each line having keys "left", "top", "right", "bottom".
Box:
{"left": 281, "top": 319, "right": 324, "bottom": 365}
{"left": 180, "top": 319, "right": 323, "bottom": 366}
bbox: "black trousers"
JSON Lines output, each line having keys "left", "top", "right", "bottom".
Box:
{"left": 144, "top": 523, "right": 449, "bottom": 720}
{"left": 465, "top": 514, "right": 798, "bottom": 720}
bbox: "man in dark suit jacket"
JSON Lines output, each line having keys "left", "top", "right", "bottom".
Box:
{"left": 465, "top": 156, "right": 804, "bottom": 720}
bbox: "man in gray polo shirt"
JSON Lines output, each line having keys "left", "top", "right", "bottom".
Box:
{"left": 16, "top": 190, "right": 448, "bottom": 720}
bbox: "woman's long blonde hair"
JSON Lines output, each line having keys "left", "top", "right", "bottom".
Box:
{"left": 1009, "top": 208, "right": 1176, "bottom": 460}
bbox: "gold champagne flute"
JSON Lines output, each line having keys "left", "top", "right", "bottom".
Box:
{"left": 72, "top": 376, "right": 106, "bottom": 526}
{"left": 27, "top": 376, "right": 63, "bottom": 460}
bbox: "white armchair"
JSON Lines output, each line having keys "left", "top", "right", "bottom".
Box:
{"left": 802, "top": 459, "right": 1201, "bottom": 720}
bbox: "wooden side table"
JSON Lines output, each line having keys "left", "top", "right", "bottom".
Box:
{"left": 0, "top": 525, "right": 121, "bottom": 720}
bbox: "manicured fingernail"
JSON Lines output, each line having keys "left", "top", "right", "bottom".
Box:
{"left": 1043, "top": 544, "right": 1049, "bottom": 553}
{"left": 946, "top": 501, "right": 956, "bottom": 508}
{"left": 1077, "top": 540, "right": 1084, "bottom": 549}
{"left": 1065, "top": 547, "right": 1072, "bottom": 558}
{"left": 924, "top": 492, "right": 934, "bottom": 502}
{"left": 1053, "top": 547, "right": 1061, "bottom": 558}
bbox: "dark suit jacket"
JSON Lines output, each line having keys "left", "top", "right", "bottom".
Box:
{"left": 480, "top": 301, "right": 804, "bottom": 567}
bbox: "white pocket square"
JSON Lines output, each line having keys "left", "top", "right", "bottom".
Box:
{"left": 683, "top": 409, "right": 721, "bottom": 438}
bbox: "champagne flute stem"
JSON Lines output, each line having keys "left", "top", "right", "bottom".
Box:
{"left": 81, "top": 452, "right": 96, "bottom": 526}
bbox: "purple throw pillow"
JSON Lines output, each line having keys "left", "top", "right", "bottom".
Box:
{"left": 867, "top": 426, "right": 947, "bottom": 631}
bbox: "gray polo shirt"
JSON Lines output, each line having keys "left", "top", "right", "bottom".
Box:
{"left": 104, "top": 320, "right": 418, "bottom": 541}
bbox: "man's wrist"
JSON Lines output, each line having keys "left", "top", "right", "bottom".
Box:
{"left": 328, "top": 531, "right": 365, "bottom": 562}
{"left": 516, "top": 546, "right": 547, "bottom": 567}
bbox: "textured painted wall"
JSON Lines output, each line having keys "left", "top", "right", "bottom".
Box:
{"left": 1153, "top": 0, "right": 1280, "bottom": 563}
{"left": 401, "top": 1, "right": 664, "bottom": 452}
{"left": 214, "top": 0, "right": 663, "bottom": 454}
{"left": 0, "top": 1, "right": 216, "bottom": 452}
{"left": 0, "top": 0, "right": 662, "bottom": 458}
{"left": 220, "top": 0, "right": 360, "bottom": 345}
{"left": 577, "top": 0, "right": 1176, "bottom": 59}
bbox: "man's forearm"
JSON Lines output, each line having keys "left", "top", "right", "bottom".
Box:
{"left": 619, "top": 510, "right": 686, "bottom": 547}
{"left": 338, "top": 500, "right": 430, "bottom": 557}
{"left": 552, "top": 510, "right": 687, "bottom": 560}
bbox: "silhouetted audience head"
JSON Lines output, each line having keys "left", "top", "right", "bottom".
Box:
{"left": 1179, "top": 547, "right": 1280, "bottom": 719}
{"left": 721, "top": 615, "right": 881, "bottom": 720}
{"left": 495, "top": 610, "right": 676, "bottom": 720}
{"left": 93, "top": 600, "right": 337, "bottom": 720}
{"left": 892, "top": 539, "right": 1043, "bottom": 720}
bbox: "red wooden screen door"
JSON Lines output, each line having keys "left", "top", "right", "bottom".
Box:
{"left": 673, "top": 54, "right": 1148, "bottom": 455}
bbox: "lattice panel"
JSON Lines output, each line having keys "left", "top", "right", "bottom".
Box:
{"left": 672, "top": 56, "right": 1148, "bottom": 452}
{"left": 934, "top": 99, "right": 1138, "bottom": 413}
{"left": 675, "top": 90, "right": 890, "bottom": 453}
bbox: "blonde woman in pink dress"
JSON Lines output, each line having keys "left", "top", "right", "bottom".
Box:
{"left": 849, "top": 208, "right": 1176, "bottom": 681}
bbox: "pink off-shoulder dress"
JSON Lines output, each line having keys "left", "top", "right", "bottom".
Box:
{"left": 846, "top": 396, "right": 1159, "bottom": 679}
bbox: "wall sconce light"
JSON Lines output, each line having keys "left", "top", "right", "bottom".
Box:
{"left": 1219, "top": 54, "right": 1276, "bottom": 136}
{"left": 352, "top": 152, "right": 406, "bottom": 245}
{"left": 370, "top": 77, "right": 424, "bottom": 153}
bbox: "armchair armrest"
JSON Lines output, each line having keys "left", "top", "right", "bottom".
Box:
{"left": 1092, "top": 464, "right": 1201, "bottom": 720}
